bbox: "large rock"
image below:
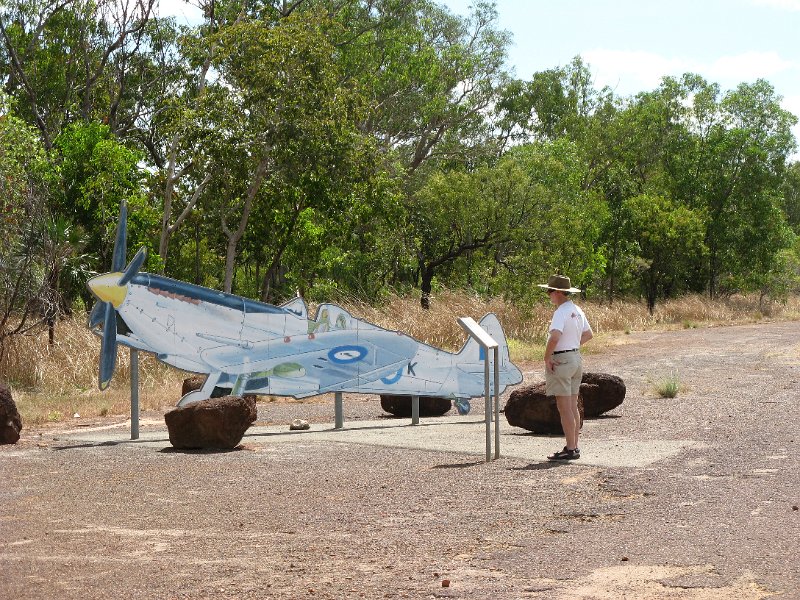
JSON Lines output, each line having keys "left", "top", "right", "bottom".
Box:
{"left": 504, "top": 382, "right": 584, "bottom": 434}
{"left": 580, "top": 372, "right": 626, "bottom": 418}
{"left": 181, "top": 375, "right": 206, "bottom": 396}
{"left": 504, "top": 372, "right": 625, "bottom": 433}
{"left": 380, "top": 395, "right": 451, "bottom": 417}
{"left": 0, "top": 381, "right": 22, "bottom": 444}
{"left": 164, "top": 395, "right": 257, "bottom": 449}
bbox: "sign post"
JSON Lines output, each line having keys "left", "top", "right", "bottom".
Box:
{"left": 334, "top": 391, "right": 344, "bottom": 429}
{"left": 130, "top": 349, "right": 139, "bottom": 440}
{"left": 457, "top": 317, "right": 500, "bottom": 461}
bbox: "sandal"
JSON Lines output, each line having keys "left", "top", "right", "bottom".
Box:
{"left": 547, "top": 447, "right": 580, "bottom": 460}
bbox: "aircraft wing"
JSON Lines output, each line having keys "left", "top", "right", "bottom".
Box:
{"left": 201, "top": 329, "right": 419, "bottom": 394}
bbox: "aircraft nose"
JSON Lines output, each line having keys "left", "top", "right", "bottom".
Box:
{"left": 88, "top": 272, "right": 128, "bottom": 307}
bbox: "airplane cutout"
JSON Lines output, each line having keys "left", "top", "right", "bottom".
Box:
{"left": 87, "top": 203, "right": 523, "bottom": 407}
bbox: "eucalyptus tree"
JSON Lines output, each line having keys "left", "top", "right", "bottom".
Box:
{"left": 494, "top": 56, "right": 608, "bottom": 147}
{"left": 0, "top": 0, "right": 156, "bottom": 149}
{"left": 664, "top": 75, "right": 797, "bottom": 297}
{"left": 0, "top": 98, "right": 64, "bottom": 352}
{"left": 332, "top": 0, "right": 510, "bottom": 175}
{"left": 409, "top": 138, "right": 606, "bottom": 307}
{"left": 781, "top": 161, "right": 800, "bottom": 232}
{"left": 201, "top": 9, "right": 373, "bottom": 298}
{"left": 492, "top": 138, "right": 607, "bottom": 300}
{"left": 583, "top": 82, "right": 687, "bottom": 301}
{"left": 622, "top": 194, "right": 706, "bottom": 314}
{"left": 333, "top": 0, "right": 512, "bottom": 303}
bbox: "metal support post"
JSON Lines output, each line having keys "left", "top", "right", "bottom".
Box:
{"left": 484, "top": 350, "right": 491, "bottom": 462}
{"left": 411, "top": 395, "right": 420, "bottom": 425}
{"left": 458, "top": 316, "right": 500, "bottom": 463}
{"left": 334, "top": 391, "right": 344, "bottom": 429}
{"left": 130, "top": 349, "right": 139, "bottom": 440}
{"left": 493, "top": 346, "right": 501, "bottom": 459}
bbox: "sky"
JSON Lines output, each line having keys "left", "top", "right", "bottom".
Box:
{"left": 161, "top": 0, "right": 800, "bottom": 152}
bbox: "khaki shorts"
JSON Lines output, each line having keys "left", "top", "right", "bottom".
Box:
{"left": 545, "top": 351, "right": 582, "bottom": 396}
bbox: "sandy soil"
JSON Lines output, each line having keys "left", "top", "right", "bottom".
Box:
{"left": 1, "top": 321, "right": 799, "bottom": 599}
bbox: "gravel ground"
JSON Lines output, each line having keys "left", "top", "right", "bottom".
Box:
{"left": 1, "top": 321, "right": 799, "bottom": 599}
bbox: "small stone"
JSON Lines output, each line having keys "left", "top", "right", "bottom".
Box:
{"left": 289, "top": 419, "right": 310, "bottom": 430}
{"left": 793, "top": 505, "right": 798, "bottom": 511}
{"left": 442, "top": 579, "right": 450, "bottom": 588}
{"left": 621, "top": 556, "right": 629, "bottom": 561}
{"left": 73, "top": 413, "right": 80, "bottom": 418}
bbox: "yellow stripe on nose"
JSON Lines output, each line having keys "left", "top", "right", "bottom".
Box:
{"left": 88, "top": 272, "right": 128, "bottom": 307}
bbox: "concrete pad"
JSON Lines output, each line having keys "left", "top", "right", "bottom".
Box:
{"left": 53, "top": 415, "right": 697, "bottom": 468}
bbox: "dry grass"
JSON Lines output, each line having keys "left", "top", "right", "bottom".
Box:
{"left": 1, "top": 320, "right": 181, "bottom": 426}
{"left": 3, "top": 291, "right": 799, "bottom": 425}
{"left": 653, "top": 370, "right": 682, "bottom": 398}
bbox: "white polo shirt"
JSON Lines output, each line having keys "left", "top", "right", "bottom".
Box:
{"left": 549, "top": 300, "right": 592, "bottom": 351}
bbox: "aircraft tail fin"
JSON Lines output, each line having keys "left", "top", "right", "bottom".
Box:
{"left": 280, "top": 296, "right": 308, "bottom": 319}
{"left": 457, "top": 314, "right": 522, "bottom": 384}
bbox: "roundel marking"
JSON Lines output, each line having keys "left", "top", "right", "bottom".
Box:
{"left": 380, "top": 367, "right": 403, "bottom": 385}
{"left": 328, "top": 345, "right": 368, "bottom": 364}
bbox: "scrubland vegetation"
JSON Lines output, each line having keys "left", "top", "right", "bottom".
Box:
{"left": 4, "top": 292, "right": 798, "bottom": 426}
{"left": 3, "top": 2, "right": 800, "bottom": 424}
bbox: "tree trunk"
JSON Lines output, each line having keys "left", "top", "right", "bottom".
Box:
{"left": 222, "top": 155, "right": 270, "bottom": 293}
{"left": 708, "top": 243, "right": 718, "bottom": 299}
{"left": 420, "top": 265, "right": 434, "bottom": 310}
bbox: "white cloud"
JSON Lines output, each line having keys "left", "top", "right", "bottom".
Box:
{"left": 582, "top": 49, "right": 699, "bottom": 93}
{"left": 582, "top": 48, "right": 796, "bottom": 96}
{"left": 782, "top": 95, "right": 800, "bottom": 117}
{"left": 709, "top": 52, "right": 794, "bottom": 82}
{"left": 749, "top": 0, "right": 800, "bottom": 11}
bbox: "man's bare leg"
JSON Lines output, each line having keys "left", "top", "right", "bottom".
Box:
{"left": 556, "top": 395, "right": 579, "bottom": 450}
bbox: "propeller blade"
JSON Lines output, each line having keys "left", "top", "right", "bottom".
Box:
{"left": 88, "top": 301, "right": 104, "bottom": 329}
{"left": 98, "top": 302, "right": 117, "bottom": 390}
{"left": 117, "top": 247, "right": 147, "bottom": 286}
{"left": 111, "top": 201, "right": 128, "bottom": 272}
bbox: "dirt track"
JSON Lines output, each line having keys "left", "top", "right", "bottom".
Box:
{"left": 1, "top": 321, "right": 799, "bottom": 599}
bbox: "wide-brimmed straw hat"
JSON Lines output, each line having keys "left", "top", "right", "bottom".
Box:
{"left": 537, "top": 274, "right": 581, "bottom": 293}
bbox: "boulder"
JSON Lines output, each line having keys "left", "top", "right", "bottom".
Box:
{"left": 380, "top": 395, "right": 451, "bottom": 417}
{"left": 164, "top": 395, "right": 257, "bottom": 449}
{"left": 0, "top": 381, "right": 22, "bottom": 444}
{"left": 580, "top": 372, "right": 626, "bottom": 418}
{"left": 504, "top": 382, "right": 584, "bottom": 434}
{"left": 181, "top": 375, "right": 206, "bottom": 396}
{"left": 504, "top": 372, "right": 625, "bottom": 433}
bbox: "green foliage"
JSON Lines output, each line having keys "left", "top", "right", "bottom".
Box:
{"left": 0, "top": 101, "right": 62, "bottom": 349}
{"left": 623, "top": 193, "right": 706, "bottom": 313}
{"left": 54, "top": 122, "right": 159, "bottom": 274}
{"left": 2, "top": 1, "right": 800, "bottom": 313}
{"left": 654, "top": 371, "right": 681, "bottom": 399}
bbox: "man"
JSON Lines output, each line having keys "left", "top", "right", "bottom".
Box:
{"left": 538, "top": 275, "right": 593, "bottom": 460}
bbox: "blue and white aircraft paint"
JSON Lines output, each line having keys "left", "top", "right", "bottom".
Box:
{"left": 87, "top": 204, "right": 522, "bottom": 406}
